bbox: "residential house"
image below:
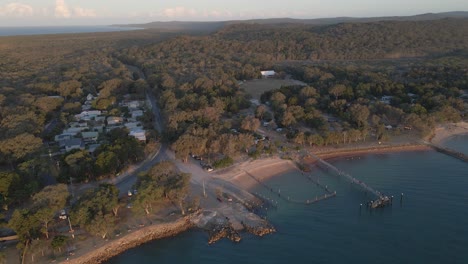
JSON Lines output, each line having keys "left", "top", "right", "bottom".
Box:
{"left": 69, "top": 122, "right": 88, "bottom": 128}
{"left": 131, "top": 110, "right": 144, "bottom": 119}
{"left": 260, "top": 70, "right": 276, "bottom": 78}
{"left": 129, "top": 129, "right": 146, "bottom": 142}
{"left": 63, "top": 127, "right": 87, "bottom": 136}
{"left": 87, "top": 144, "right": 101, "bottom": 153}
{"left": 61, "top": 139, "right": 85, "bottom": 152}
{"left": 127, "top": 100, "right": 144, "bottom": 110}
{"left": 380, "top": 96, "right": 394, "bottom": 105}
{"left": 86, "top": 93, "right": 96, "bottom": 101}
{"left": 125, "top": 122, "right": 141, "bottom": 130}
{"left": 107, "top": 116, "right": 124, "bottom": 126}
{"left": 81, "top": 131, "right": 99, "bottom": 142}
{"left": 54, "top": 134, "right": 72, "bottom": 142}
{"left": 92, "top": 125, "right": 105, "bottom": 133}
{"left": 75, "top": 110, "right": 102, "bottom": 121}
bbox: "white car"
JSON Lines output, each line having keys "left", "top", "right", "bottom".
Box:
{"left": 59, "top": 210, "right": 67, "bottom": 220}
{"left": 127, "top": 190, "right": 133, "bottom": 197}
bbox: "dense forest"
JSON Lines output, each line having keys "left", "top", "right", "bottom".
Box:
{"left": 0, "top": 18, "right": 467, "bottom": 260}
{"left": 114, "top": 19, "right": 467, "bottom": 159}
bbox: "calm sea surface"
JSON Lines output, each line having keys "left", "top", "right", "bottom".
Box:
{"left": 108, "top": 136, "right": 468, "bottom": 264}
{"left": 0, "top": 26, "right": 140, "bottom": 37}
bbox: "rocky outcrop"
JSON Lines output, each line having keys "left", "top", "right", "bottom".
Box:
{"left": 243, "top": 221, "right": 276, "bottom": 237}
{"left": 208, "top": 222, "right": 241, "bottom": 244}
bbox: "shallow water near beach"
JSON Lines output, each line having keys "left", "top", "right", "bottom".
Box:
{"left": 108, "top": 137, "right": 468, "bottom": 264}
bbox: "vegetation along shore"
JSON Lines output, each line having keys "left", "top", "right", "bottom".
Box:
{"left": 0, "top": 13, "right": 467, "bottom": 264}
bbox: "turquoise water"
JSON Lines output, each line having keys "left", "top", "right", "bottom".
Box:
{"left": 108, "top": 138, "right": 468, "bottom": 264}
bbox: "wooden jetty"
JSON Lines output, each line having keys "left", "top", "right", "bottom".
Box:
{"left": 304, "top": 150, "right": 392, "bottom": 209}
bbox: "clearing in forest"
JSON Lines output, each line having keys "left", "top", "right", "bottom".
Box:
{"left": 241, "top": 78, "right": 306, "bottom": 100}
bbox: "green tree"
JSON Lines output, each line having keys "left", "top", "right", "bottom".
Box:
{"left": 0, "top": 171, "right": 20, "bottom": 210}
{"left": 51, "top": 235, "right": 68, "bottom": 253}
{"left": 241, "top": 116, "right": 260, "bottom": 132}
{"left": 348, "top": 104, "right": 370, "bottom": 128}
{"left": 0, "top": 133, "right": 42, "bottom": 163}
{"left": 32, "top": 184, "right": 69, "bottom": 239}
{"left": 71, "top": 184, "right": 119, "bottom": 239}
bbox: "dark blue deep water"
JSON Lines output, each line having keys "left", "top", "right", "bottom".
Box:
{"left": 0, "top": 26, "right": 140, "bottom": 37}
{"left": 108, "top": 136, "right": 468, "bottom": 264}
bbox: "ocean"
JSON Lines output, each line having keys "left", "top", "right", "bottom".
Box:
{"left": 0, "top": 26, "right": 141, "bottom": 37}
{"left": 108, "top": 135, "right": 468, "bottom": 264}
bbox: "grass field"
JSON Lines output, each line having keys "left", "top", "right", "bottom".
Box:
{"left": 241, "top": 78, "right": 306, "bottom": 100}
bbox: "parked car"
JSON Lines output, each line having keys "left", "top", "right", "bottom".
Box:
{"left": 59, "top": 209, "right": 67, "bottom": 220}
{"left": 127, "top": 190, "right": 132, "bottom": 197}
{"left": 203, "top": 164, "right": 214, "bottom": 172}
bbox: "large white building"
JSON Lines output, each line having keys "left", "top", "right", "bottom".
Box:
{"left": 260, "top": 70, "right": 276, "bottom": 78}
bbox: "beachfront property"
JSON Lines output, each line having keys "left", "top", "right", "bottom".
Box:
{"left": 260, "top": 70, "right": 276, "bottom": 78}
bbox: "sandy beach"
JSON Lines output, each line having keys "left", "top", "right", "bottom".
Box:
{"left": 429, "top": 121, "right": 468, "bottom": 145}
{"left": 215, "top": 158, "right": 299, "bottom": 190}
{"left": 58, "top": 122, "right": 467, "bottom": 264}
{"left": 218, "top": 122, "right": 468, "bottom": 189}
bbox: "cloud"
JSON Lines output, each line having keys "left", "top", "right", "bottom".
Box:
{"left": 73, "top": 7, "right": 96, "bottom": 17}
{"left": 55, "top": 0, "right": 97, "bottom": 18}
{"left": 162, "top": 6, "right": 197, "bottom": 18}
{"left": 55, "top": 0, "right": 70, "bottom": 18}
{"left": 0, "top": 2, "right": 34, "bottom": 17}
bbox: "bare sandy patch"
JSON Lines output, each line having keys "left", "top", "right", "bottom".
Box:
{"left": 215, "top": 157, "right": 298, "bottom": 190}
{"left": 429, "top": 121, "right": 468, "bottom": 145}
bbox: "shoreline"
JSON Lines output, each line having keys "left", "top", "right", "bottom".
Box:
{"left": 429, "top": 121, "right": 468, "bottom": 145}
{"left": 220, "top": 122, "right": 468, "bottom": 189}
{"left": 64, "top": 217, "right": 193, "bottom": 264}
{"left": 61, "top": 122, "right": 467, "bottom": 263}
{"left": 218, "top": 143, "right": 431, "bottom": 191}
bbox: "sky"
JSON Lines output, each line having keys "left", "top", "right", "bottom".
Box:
{"left": 0, "top": 0, "right": 467, "bottom": 26}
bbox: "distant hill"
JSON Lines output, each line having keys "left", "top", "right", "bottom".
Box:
{"left": 115, "top": 11, "right": 468, "bottom": 32}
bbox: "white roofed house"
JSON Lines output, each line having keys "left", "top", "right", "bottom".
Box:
{"left": 107, "top": 116, "right": 124, "bottom": 126}
{"left": 75, "top": 110, "right": 102, "bottom": 121}
{"left": 86, "top": 93, "right": 96, "bottom": 101}
{"left": 127, "top": 100, "right": 145, "bottom": 110}
{"left": 129, "top": 129, "right": 146, "bottom": 142}
{"left": 260, "top": 70, "right": 276, "bottom": 78}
